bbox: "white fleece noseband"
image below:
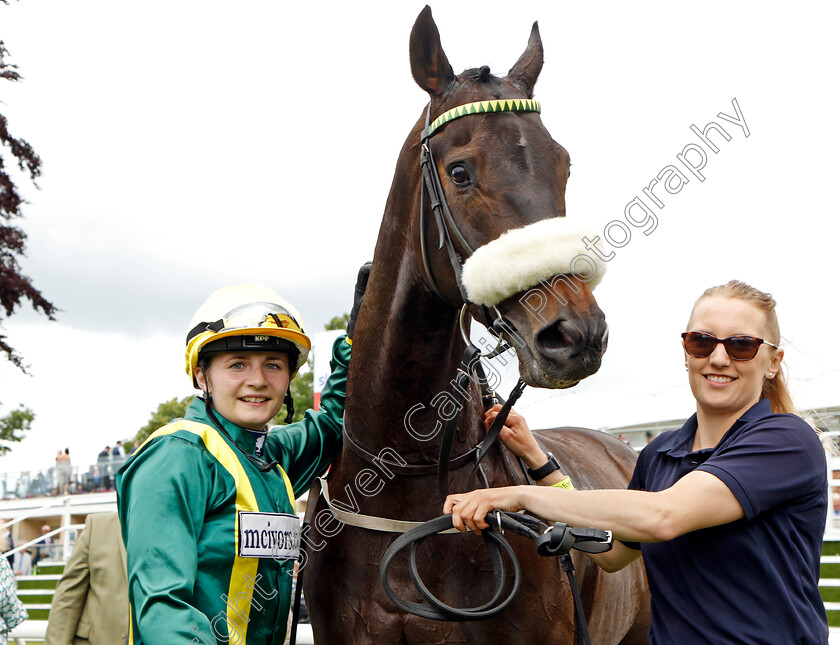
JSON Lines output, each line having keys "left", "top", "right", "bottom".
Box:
{"left": 461, "top": 218, "right": 607, "bottom": 307}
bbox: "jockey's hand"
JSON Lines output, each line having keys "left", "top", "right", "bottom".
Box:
{"left": 347, "top": 261, "right": 372, "bottom": 341}
{"left": 444, "top": 487, "right": 525, "bottom": 534}
{"left": 484, "top": 405, "right": 544, "bottom": 470}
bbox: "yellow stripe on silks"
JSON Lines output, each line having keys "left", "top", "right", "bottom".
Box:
{"left": 128, "top": 605, "right": 134, "bottom": 644}
{"left": 140, "top": 420, "right": 261, "bottom": 644}
{"left": 427, "top": 98, "right": 541, "bottom": 137}
{"left": 278, "top": 465, "right": 295, "bottom": 514}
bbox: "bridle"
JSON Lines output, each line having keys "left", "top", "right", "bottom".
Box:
{"left": 417, "top": 97, "right": 549, "bottom": 500}
{"left": 418, "top": 97, "right": 541, "bottom": 304}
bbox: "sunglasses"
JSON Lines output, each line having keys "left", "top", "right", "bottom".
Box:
{"left": 681, "top": 332, "right": 778, "bottom": 361}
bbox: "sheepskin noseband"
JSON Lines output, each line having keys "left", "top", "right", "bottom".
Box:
{"left": 461, "top": 218, "right": 607, "bottom": 307}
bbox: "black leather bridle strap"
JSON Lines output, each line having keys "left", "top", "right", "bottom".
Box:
{"left": 469, "top": 378, "right": 526, "bottom": 481}
{"left": 289, "top": 570, "right": 304, "bottom": 645}
{"left": 419, "top": 142, "right": 472, "bottom": 303}
{"left": 418, "top": 102, "right": 476, "bottom": 303}
{"left": 562, "top": 554, "right": 591, "bottom": 645}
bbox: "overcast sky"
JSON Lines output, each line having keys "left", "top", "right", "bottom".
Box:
{"left": 1, "top": 1, "right": 838, "bottom": 474}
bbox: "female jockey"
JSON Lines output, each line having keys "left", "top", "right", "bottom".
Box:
{"left": 117, "top": 270, "right": 367, "bottom": 645}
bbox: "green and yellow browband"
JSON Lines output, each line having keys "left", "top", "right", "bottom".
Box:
{"left": 426, "top": 99, "right": 541, "bottom": 138}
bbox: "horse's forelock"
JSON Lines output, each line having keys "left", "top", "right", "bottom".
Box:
{"left": 476, "top": 65, "right": 492, "bottom": 82}
{"left": 462, "top": 66, "right": 500, "bottom": 85}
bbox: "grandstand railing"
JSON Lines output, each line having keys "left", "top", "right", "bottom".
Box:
{"left": 1, "top": 457, "right": 126, "bottom": 501}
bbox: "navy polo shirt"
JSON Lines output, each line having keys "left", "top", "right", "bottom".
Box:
{"left": 627, "top": 399, "right": 828, "bottom": 644}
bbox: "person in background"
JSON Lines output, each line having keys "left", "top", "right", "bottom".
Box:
{"left": 32, "top": 524, "right": 55, "bottom": 568}
{"left": 12, "top": 550, "right": 31, "bottom": 577}
{"left": 96, "top": 447, "right": 112, "bottom": 491}
{"left": 111, "top": 440, "right": 126, "bottom": 472}
{"left": 446, "top": 280, "right": 828, "bottom": 644}
{"left": 118, "top": 267, "right": 369, "bottom": 645}
{"left": 44, "top": 512, "right": 128, "bottom": 645}
{"left": 833, "top": 491, "right": 840, "bottom": 530}
{"left": 55, "top": 449, "right": 72, "bottom": 496}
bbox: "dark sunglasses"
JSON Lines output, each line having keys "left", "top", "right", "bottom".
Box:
{"left": 681, "top": 332, "right": 778, "bottom": 361}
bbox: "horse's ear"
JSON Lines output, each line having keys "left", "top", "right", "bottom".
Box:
{"left": 409, "top": 5, "right": 455, "bottom": 97}
{"left": 506, "top": 22, "right": 543, "bottom": 98}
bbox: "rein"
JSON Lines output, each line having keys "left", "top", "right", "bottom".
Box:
{"left": 307, "top": 476, "right": 612, "bottom": 644}
{"left": 435, "top": 337, "right": 526, "bottom": 500}
{"left": 380, "top": 510, "right": 612, "bottom": 638}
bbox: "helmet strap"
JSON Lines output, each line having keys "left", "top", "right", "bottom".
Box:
{"left": 284, "top": 390, "right": 294, "bottom": 424}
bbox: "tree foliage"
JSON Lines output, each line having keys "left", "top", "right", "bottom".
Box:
{"left": 0, "top": 33, "right": 56, "bottom": 371}
{"left": 326, "top": 313, "right": 349, "bottom": 331}
{"left": 133, "top": 396, "right": 192, "bottom": 447}
{"left": 281, "top": 356, "right": 313, "bottom": 425}
{"left": 0, "top": 401, "right": 34, "bottom": 456}
{"left": 282, "top": 312, "right": 347, "bottom": 424}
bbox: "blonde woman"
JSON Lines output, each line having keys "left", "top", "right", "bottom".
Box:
{"left": 446, "top": 281, "right": 828, "bottom": 644}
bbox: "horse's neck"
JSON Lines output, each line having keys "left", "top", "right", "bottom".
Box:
{"left": 345, "top": 156, "right": 484, "bottom": 462}
{"left": 346, "top": 273, "right": 483, "bottom": 462}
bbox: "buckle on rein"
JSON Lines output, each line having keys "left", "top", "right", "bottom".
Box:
{"left": 535, "top": 523, "right": 613, "bottom": 558}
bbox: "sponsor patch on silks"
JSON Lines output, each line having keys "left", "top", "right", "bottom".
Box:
{"left": 238, "top": 511, "right": 301, "bottom": 560}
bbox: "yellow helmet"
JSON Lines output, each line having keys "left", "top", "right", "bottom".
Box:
{"left": 185, "top": 283, "right": 311, "bottom": 386}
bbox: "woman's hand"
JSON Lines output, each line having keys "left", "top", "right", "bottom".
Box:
{"left": 485, "top": 405, "right": 545, "bottom": 469}
{"left": 443, "top": 486, "right": 526, "bottom": 533}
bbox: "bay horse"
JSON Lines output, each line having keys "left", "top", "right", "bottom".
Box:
{"left": 304, "top": 7, "right": 649, "bottom": 644}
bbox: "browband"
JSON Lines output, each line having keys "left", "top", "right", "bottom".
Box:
{"left": 425, "top": 98, "right": 541, "bottom": 139}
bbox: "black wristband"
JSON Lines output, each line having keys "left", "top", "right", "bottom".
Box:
{"left": 527, "top": 452, "right": 560, "bottom": 480}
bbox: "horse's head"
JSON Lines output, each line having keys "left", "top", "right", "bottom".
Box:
{"left": 407, "top": 7, "right": 608, "bottom": 389}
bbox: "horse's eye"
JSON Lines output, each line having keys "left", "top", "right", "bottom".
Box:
{"left": 449, "top": 165, "right": 471, "bottom": 186}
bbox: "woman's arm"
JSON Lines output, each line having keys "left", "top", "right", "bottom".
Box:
{"left": 482, "top": 405, "right": 639, "bottom": 569}
{"left": 444, "top": 469, "right": 743, "bottom": 570}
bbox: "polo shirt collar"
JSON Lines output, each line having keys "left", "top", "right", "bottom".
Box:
{"left": 655, "top": 398, "right": 773, "bottom": 458}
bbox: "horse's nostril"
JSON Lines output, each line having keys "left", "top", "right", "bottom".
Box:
{"left": 601, "top": 325, "right": 610, "bottom": 346}
{"left": 538, "top": 320, "right": 577, "bottom": 350}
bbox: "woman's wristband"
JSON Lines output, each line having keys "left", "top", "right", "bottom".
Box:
{"left": 550, "top": 476, "right": 575, "bottom": 490}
